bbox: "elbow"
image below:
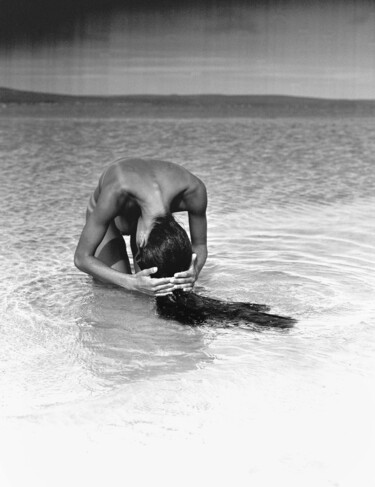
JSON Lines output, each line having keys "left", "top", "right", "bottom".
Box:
{"left": 74, "top": 251, "right": 86, "bottom": 272}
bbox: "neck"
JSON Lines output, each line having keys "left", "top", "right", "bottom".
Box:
{"left": 137, "top": 198, "right": 167, "bottom": 247}
{"left": 139, "top": 187, "right": 166, "bottom": 221}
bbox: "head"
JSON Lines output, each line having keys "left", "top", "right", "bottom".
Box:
{"left": 136, "top": 214, "right": 192, "bottom": 278}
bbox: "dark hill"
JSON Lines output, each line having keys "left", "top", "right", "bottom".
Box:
{"left": 1, "top": 87, "right": 375, "bottom": 118}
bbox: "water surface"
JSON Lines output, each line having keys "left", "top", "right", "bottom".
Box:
{"left": 1, "top": 116, "right": 374, "bottom": 486}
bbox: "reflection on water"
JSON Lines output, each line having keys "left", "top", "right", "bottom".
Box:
{"left": 75, "top": 283, "right": 215, "bottom": 385}
{"left": 3, "top": 272, "right": 215, "bottom": 407}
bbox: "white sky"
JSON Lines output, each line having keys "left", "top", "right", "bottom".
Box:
{"left": 1, "top": 3, "right": 375, "bottom": 98}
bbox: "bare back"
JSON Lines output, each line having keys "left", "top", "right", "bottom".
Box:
{"left": 93, "top": 158, "right": 204, "bottom": 235}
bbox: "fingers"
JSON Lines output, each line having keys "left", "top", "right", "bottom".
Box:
{"left": 151, "top": 277, "right": 174, "bottom": 296}
{"left": 154, "top": 279, "right": 192, "bottom": 295}
{"left": 138, "top": 267, "right": 158, "bottom": 277}
{"left": 173, "top": 270, "right": 193, "bottom": 279}
{"left": 155, "top": 287, "right": 190, "bottom": 296}
{"left": 137, "top": 269, "right": 174, "bottom": 285}
{"left": 154, "top": 278, "right": 192, "bottom": 295}
{"left": 155, "top": 290, "right": 174, "bottom": 297}
{"left": 172, "top": 276, "right": 194, "bottom": 292}
{"left": 154, "top": 281, "right": 174, "bottom": 296}
{"left": 171, "top": 275, "right": 195, "bottom": 286}
{"left": 135, "top": 266, "right": 195, "bottom": 297}
{"left": 154, "top": 282, "right": 174, "bottom": 293}
{"left": 173, "top": 282, "right": 193, "bottom": 291}
{"left": 152, "top": 277, "right": 173, "bottom": 287}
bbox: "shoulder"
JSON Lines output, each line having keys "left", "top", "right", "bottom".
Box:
{"left": 93, "top": 180, "right": 128, "bottom": 221}
{"left": 184, "top": 176, "right": 207, "bottom": 214}
{"left": 99, "top": 161, "right": 136, "bottom": 197}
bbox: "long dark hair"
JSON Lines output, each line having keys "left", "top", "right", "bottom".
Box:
{"left": 138, "top": 215, "right": 295, "bottom": 329}
{"left": 137, "top": 214, "right": 192, "bottom": 278}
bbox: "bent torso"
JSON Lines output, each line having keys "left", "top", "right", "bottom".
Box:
{"left": 91, "top": 158, "right": 199, "bottom": 235}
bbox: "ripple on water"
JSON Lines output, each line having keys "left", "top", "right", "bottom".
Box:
{"left": 1, "top": 270, "right": 218, "bottom": 416}
{"left": 205, "top": 199, "right": 375, "bottom": 330}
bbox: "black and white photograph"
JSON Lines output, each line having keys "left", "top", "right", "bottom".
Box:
{"left": 1, "top": 1, "right": 374, "bottom": 486}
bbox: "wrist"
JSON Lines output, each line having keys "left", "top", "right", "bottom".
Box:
{"left": 118, "top": 273, "right": 136, "bottom": 292}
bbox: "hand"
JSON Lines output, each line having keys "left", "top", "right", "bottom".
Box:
{"left": 132, "top": 267, "right": 174, "bottom": 297}
{"left": 172, "top": 254, "right": 197, "bottom": 292}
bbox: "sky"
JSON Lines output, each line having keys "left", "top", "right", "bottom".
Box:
{"left": 0, "top": 0, "right": 375, "bottom": 98}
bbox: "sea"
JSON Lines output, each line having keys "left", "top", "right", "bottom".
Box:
{"left": 0, "top": 112, "right": 374, "bottom": 486}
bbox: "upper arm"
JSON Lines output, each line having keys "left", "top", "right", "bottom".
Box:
{"left": 185, "top": 180, "right": 207, "bottom": 246}
{"left": 75, "top": 188, "right": 123, "bottom": 258}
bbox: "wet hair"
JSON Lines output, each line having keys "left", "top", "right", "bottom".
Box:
{"left": 136, "top": 214, "right": 192, "bottom": 278}
{"left": 138, "top": 214, "right": 296, "bottom": 330}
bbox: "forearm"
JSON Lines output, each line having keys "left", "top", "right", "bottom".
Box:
{"left": 192, "top": 244, "right": 207, "bottom": 277}
{"left": 75, "top": 254, "right": 174, "bottom": 297}
{"left": 74, "top": 254, "right": 136, "bottom": 291}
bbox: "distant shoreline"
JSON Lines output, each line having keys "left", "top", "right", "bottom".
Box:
{"left": 1, "top": 87, "right": 375, "bottom": 118}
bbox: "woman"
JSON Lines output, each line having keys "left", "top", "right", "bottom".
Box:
{"left": 74, "top": 158, "right": 207, "bottom": 296}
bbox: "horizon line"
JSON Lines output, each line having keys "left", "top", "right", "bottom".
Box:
{"left": 1, "top": 86, "right": 375, "bottom": 103}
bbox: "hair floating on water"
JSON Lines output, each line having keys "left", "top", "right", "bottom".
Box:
{"left": 138, "top": 214, "right": 296, "bottom": 329}
{"left": 156, "top": 291, "right": 296, "bottom": 329}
